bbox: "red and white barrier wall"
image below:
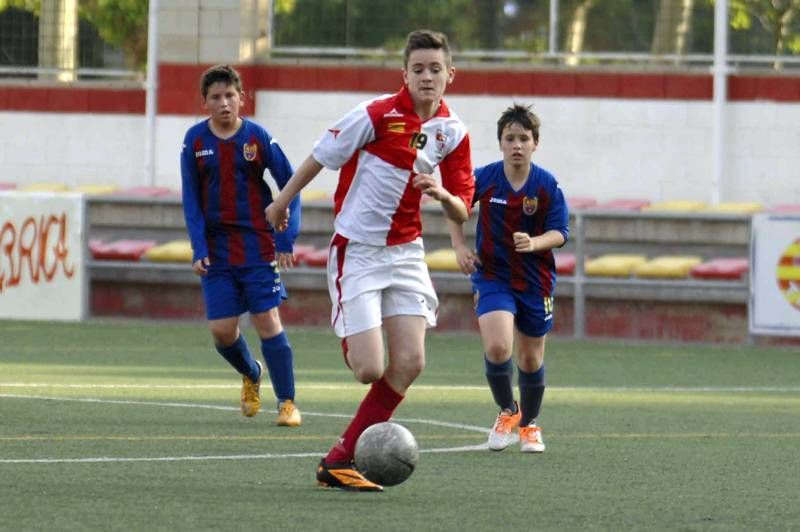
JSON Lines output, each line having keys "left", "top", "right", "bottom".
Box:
{"left": 1, "top": 65, "right": 799, "bottom": 206}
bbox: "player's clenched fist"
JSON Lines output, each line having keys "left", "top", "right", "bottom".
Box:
{"left": 513, "top": 231, "right": 536, "bottom": 253}
{"left": 413, "top": 173, "right": 447, "bottom": 201}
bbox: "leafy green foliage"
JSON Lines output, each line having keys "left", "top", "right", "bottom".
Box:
{"left": 273, "top": 0, "right": 799, "bottom": 58}
{"left": 78, "top": 0, "right": 148, "bottom": 68}
{"left": 718, "top": 0, "right": 800, "bottom": 55}
{"left": 0, "top": 0, "right": 40, "bottom": 14}
{"left": 1, "top": 0, "right": 797, "bottom": 73}
{"left": 0, "top": 0, "right": 148, "bottom": 68}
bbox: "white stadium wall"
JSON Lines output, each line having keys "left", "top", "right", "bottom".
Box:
{"left": 1, "top": 91, "right": 799, "bottom": 207}
{"left": 256, "top": 90, "right": 800, "bottom": 207}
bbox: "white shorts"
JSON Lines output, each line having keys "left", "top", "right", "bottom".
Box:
{"left": 327, "top": 234, "right": 438, "bottom": 338}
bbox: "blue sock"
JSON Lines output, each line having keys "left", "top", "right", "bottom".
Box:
{"left": 261, "top": 331, "right": 295, "bottom": 403}
{"left": 215, "top": 335, "right": 260, "bottom": 382}
{"left": 484, "top": 356, "right": 516, "bottom": 413}
{"left": 518, "top": 364, "right": 545, "bottom": 426}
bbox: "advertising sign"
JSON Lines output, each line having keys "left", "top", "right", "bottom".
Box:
{"left": 0, "top": 192, "right": 87, "bottom": 321}
{"left": 750, "top": 214, "right": 800, "bottom": 336}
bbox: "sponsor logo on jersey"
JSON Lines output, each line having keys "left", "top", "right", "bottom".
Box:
{"left": 489, "top": 197, "right": 508, "bottom": 205}
{"left": 195, "top": 148, "right": 214, "bottom": 158}
{"left": 243, "top": 143, "right": 258, "bottom": 161}
{"left": 384, "top": 107, "right": 403, "bottom": 118}
{"left": 387, "top": 121, "right": 405, "bottom": 133}
{"left": 523, "top": 196, "right": 538, "bottom": 215}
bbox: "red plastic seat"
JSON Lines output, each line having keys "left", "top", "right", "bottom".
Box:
{"left": 689, "top": 258, "right": 749, "bottom": 280}
{"left": 304, "top": 248, "right": 329, "bottom": 267}
{"left": 0, "top": 182, "right": 16, "bottom": 190}
{"left": 770, "top": 204, "right": 800, "bottom": 215}
{"left": 90, "top": 239, "right": 158, "bottom": 261}
{"left": 554, "top": 252, "right": 577, "bottom": 275}
{"left": 567, "top": 196, "right": 598, "bottom": 209}
{"left": 116, "top": 186, "right": 176, "bottom": 197}
{"left": 291, "top": 244, "right": 315, "bottom": 265}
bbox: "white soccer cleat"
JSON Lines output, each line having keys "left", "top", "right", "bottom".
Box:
{"left": 276, "top": 399, "right": 302, "bottom": 427}
{"left": 519, "top": 423, "right": 545, "bottom": 453}
{"left": 487, "top": 407, "right": 521, "bottom": 451}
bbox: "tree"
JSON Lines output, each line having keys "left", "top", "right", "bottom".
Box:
{"left": 569, "top": 0, "right": 659, "bottom": 55}
{"left": 0, "top": 0, "right": 40, "bottom": 12}
{"left": 78, "top": 0, "right": 148, "bottom": 69}
{"left": 651, "top": 0, "right": 697, "bottom": 55}
{"left": 272, "top": 0, "right": 481, "bottom": 51}
{"left": 730, "top": 0, "right": 800, "bottom": 56}
{"left": 564, "top": 0, "right": 595, "bottom": 64}
{"left": 0, "top": 0, "right": 148, "bottom": 69}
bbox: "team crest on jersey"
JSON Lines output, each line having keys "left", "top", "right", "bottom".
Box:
{"left": 523, "top": 196, "right": 538, "bottom": 215}
{"left": 243, "top": 143, "right": 258, "bottom": 161}
{"left": 435, "top": 130, "right": 448, "bottom": 155}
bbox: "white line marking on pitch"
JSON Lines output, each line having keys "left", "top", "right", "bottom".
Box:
{"left": 0, "top": 394, "right": 489, "bottom": 464}
{"left": 3, "top": 383, "right": 800, "bottom": 392}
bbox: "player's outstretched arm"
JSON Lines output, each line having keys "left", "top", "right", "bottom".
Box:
{"left": 439, "top": 192, "right": 469, "bottom": 224}
{"left": 266, "top": 155, "right": 324, "bottom": 232}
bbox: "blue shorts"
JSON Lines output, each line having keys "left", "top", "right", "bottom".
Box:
{"left": 472, "top": 279, "right": 554, "bottom": 338}
{"left": 200, "top": 263, "right": 287, "bottom": 320}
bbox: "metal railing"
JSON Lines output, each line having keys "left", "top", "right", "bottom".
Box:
{"left": 269, "top": 46, "right": 800, "bottom": 73}
{"left": 0, "top": 65, "right": 143, "bottom": 81}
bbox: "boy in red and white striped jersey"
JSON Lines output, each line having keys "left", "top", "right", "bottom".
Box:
{"left": 267, "top": 29, "right": 475, "bottom": 491}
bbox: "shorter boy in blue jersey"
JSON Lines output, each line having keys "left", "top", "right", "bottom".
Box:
{"left": 448, "top": 104, "right": 569, "bottom": 452}
{"left": 180, "top": 64, "right": 302, "bottom": 427}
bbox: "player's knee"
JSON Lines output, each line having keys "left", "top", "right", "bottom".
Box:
{"left": 405, "top": 356, "right": 425, "bottom": 380}
{"left": 485, "top": 342, "right": 512, "bottom": 362}
{"left": 209, "top": 324, "right": 237, "bottom": 346}
{"left": 352, "top": 366, "right": 382, "bottom": 384}
{"left": 250, "top": 309, "right": 282, "bottom": 337}
{"left": 388, "top": 353, "right": 425, "bottom": 382}
{"left": 518, "top": 350, "right": 544, "bottom": 372}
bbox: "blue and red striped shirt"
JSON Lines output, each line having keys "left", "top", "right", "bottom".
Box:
{"left": 471, "top": 161, "right": 569, "bottom": 295}
{"left": 180, "top": 118, "right": 300, "bottom": 266}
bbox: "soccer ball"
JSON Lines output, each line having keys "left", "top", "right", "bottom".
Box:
{"left": 354, "top": 422, "right": 419, "bottom": 486}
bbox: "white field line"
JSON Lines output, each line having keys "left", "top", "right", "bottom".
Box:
{"left": 3, "top": 383, "right": 800, "bottom": 393}
{"left": 0, "top": 453, "right": 325, "bottom": 464}
{"left": 0, "top": 445, "right": 491, "bottom": 465}
{"left": 2, "top": 382, "right": 799, "bottom": 465}
{"left": 0, "top": 393, "right": 489, "bottom": 464}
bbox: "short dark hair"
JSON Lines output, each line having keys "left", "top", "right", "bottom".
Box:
{"left": 403, "top": 29, "right": 452, "bottom": 67}
{"left": 497, "top": 104, "right": 541, "bottom": 142}
{"left": 199, "top": 64, "right": 243, "bottom": 98}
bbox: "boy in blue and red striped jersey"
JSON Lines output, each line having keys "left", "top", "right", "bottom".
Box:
{"left": 180, "top": 64, "right": 302, "bottom": 427}
{"left": 449, "top": 104, "right": 569, "bottom": 453}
